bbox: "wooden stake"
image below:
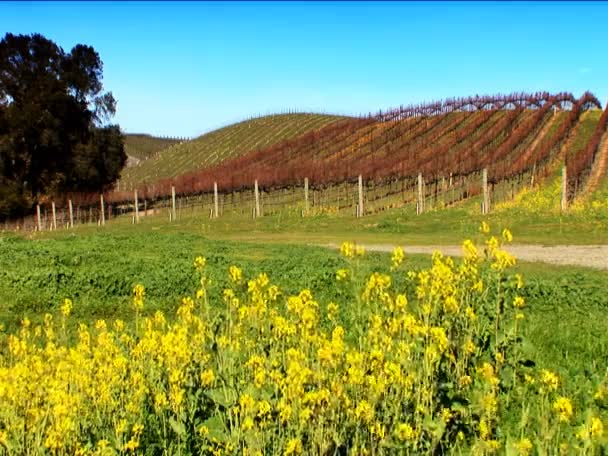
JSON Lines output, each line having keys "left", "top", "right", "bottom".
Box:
{"left": 100, "top": 194, "right": 105, "bottom": 226}
{"left": 171, "top": 186, "right": 176, "bottom": 221}
{"left": 36, "top": 204, "right": 42, "bottom": 231}
{"left": 134, "top": 190, "right": 140, "bottom": 223}
{"left": 561, "top": 165, "right": 568, "bottom": 212}
{"left": 482, "top": 168, "right": 489, "bottom": 214}
{"left": 68, "top": 200, "right": 74, "bottom": 228}
{"left": 254, "top": 180, "right": 261, "bottom": 217}
{"left": 51, "top": 202, "right": 57, "bottom": 230}
{"left": 213, "top": 182, "right": 219, "bottom": 218}
{"left": 530, "top": 163, "right": 536, "bottom": 187}
{"left": 304, "top": 177, "right": 309, "bottom": 214}
{"left": 417, "top": 173, "right": 424, "bottom": 215}
{"left": 358, "top": 175, "right": 364, "bottom": 217}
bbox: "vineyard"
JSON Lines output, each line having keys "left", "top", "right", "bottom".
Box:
{"left": 119, "top": 113, "right": 347, "bottom": 189}
{"left": 123, "top": 134, "right": 186, "bottom": 162}
{"left": 9, "top": 91, "right": 608, "bottom": 233}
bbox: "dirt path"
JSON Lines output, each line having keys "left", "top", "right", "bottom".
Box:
{"left": 324, "top": 243, "right": 608, "bottom": 270}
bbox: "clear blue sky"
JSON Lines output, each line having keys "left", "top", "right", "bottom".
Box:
{"left": 2, "top": 1, "right": 607, "bottom": 138}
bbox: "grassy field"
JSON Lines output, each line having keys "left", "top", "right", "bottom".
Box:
{"left": 1, "top": 228, "right": 607, "bottom": 374}
{"left": 1, "top": 223, "right": 607, "bottom": 453}
{"left": 37, "top": 192, "right": 607, "bottom": 246}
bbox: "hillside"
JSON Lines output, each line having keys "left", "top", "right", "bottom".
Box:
{"left": 78, "top": 92, "right": 606, "bottom": 217}
{"left": 119, "top": 92, "right": 603, "bottom": 198}
{"left": 119, "top": 113, "right": 347, "bottom": 187}
{"left": 123, "top": 134, "right": 184, "bottom": 162}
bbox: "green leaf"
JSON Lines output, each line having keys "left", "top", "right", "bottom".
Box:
{"left": 169, "top": 416, "right": 186, "bottom": 436}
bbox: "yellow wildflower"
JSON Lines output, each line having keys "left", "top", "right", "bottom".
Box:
{"left": 60, "top": 298, "right": 72, "bottom": 317}
{"left": 553, "top": 396, "right": 573, "bottom": 422}
{"left": 513, "top": 437, "right": 533, "bottom": 455}
{"left": 228, "top": 265, "right": 242, "bottom": 283}
{"left": 284, "top": 438, "right": 302, "bottom": 455}
{"left": 541, "top": 370, "right": 559, "bottom": 391}
{"left": 395, "top": 423, "right": 416, "bottom": 441}
{"left": 194, "top": 256, "right": 206, "bottom": 270}
{"left": 391, "top": 246, "right": 405, "bottom": 270}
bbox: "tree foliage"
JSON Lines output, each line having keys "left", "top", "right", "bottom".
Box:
{"left": 0, "top": 32, "right": 125, "bottom": 218}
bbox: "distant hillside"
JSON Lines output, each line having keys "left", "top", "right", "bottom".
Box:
{"left": 120, "top": 113, "right": 347, "bottom": 186}
{"left": 107, "top": 93, "right": 608, "bottom": 210}
{"left": 123, "top": 134, "right": 184, "bottom": 163}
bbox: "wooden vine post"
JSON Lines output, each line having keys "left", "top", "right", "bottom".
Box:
{"left": 100, "top": 194, "right": 105, "bottom": 226}
{"left": 134, "top": 190, "right": 140, "bottom": 223}
{"left": 68, "top": 200, "right": 74, "bottom": 228}
{"left": 417, "top": 173, "right": 424, "bottom": 215}
{"left": 357, "top": 175, "right": 364, "bottom": 217}
{"left": 304, "top": 177, "right": 309, "bottom": 215}
{"left": 561, "top": 165, "right": 568, "bottom": 212}
{"left": 213, "top": 182, "right": 219, "bottom": 218}
{"left": 51, "top": 202, "right": 57, "bottom": 230}
{"left": 482, "top": 168, "right": 489, "bottom": 215}
{"left": 254, "top": 180, "right": 261, "bottom": 218}
{"left": 171, "top": 186, "right": 176, "bottom": 221}
{"left": 36, "top": 204, "right": 42, "bottom": 231}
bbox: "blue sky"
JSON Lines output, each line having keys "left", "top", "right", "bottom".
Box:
{"left": 2, "top": 1, "right": 607, "bottom": 137}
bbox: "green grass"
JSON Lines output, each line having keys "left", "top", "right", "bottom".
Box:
{"left": 1, "top": 229, "right": 606, "bottom": 403}
{"left": 566, "top": 110, "right": 602, "bottom": 162}
{"left": 119, "top": 113, "right": 346, "bottom": 188}
{"left": 40, "top": 194, "right": 606, "bottom": 246}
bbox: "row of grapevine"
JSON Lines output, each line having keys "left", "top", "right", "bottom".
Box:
{"left": 8, "top": 92, "right": 603, "bottom": 229}
{"left": 567, "top": 105, "right": 608, "bottom": 198}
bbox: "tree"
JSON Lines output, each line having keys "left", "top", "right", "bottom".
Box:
{"left": 0, "top": 32, "right": 125, "bottom": 217}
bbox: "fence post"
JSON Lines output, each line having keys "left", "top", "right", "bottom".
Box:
{"left": 51, "top": 202, "right": 57, "bottom": 230}
{"left": 254, "top": 180, "right": 261, "bottom": 218}
{"left": 100, "top": 194, "right": 105, "bottom": 226}
{"left": 358, "top": 175, "right": 364, "bottom": 217}
{"left": 482, "top": 168, "right": 489, "bottom": 215}
{"left": 304, "top": 177, "right": 309, "bottom": 214}
{"left": 417, "top": 173, "right": 424, "bottom": 215}
{"left": 134, "top": 190, "right": 140, "bottom": 223}
{"left": 171, "top": 186, "right": 176, "bottom": 221}
{"left": 36, "top": 204, "right": 42, "bottom": 231}
{"left": 561, "top": 165, "right": 568, "bottom": 212}
{"left": 530, "top": 162, "right": 536, "bottom": 187}
{"left": 213, "top": 182, "right": 219, "bottom": 218}
{"left": 68, "top": 199, "right": 74, "bottom": 228}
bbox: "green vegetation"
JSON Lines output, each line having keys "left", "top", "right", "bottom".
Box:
{"left": 34, "top": 194, "right": 606, "bottom": 246}
{"left": 123, "top": 134, "right": 184, "bottom": 161}
{"left": 0, "top": 228, "right": 606, "bottom": 453}
{"left": 566, "top": 110, "right": 602, "bottom": 162}
{"left": 120, "top": 113, "right": 346, "bottom": 188}
{"left": 1, "top": 229, "right": 606, "bottom": 381}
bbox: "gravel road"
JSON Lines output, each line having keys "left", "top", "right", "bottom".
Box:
{"left": 324, "top": 243, "right": 608, "bottom": 270}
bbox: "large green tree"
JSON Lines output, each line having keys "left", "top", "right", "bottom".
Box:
{"left": 0, "top": 32, "right": 126, "bottom": 217}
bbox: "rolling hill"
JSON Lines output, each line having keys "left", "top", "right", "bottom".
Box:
{"left": 123, "top": 134, "right": 184, "bottom": 162}
{"left": 99, "top": 92, "right": 608, "bottom": 214}
{"left": 119, "top": 113, "right": 348, "bottom": 187}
